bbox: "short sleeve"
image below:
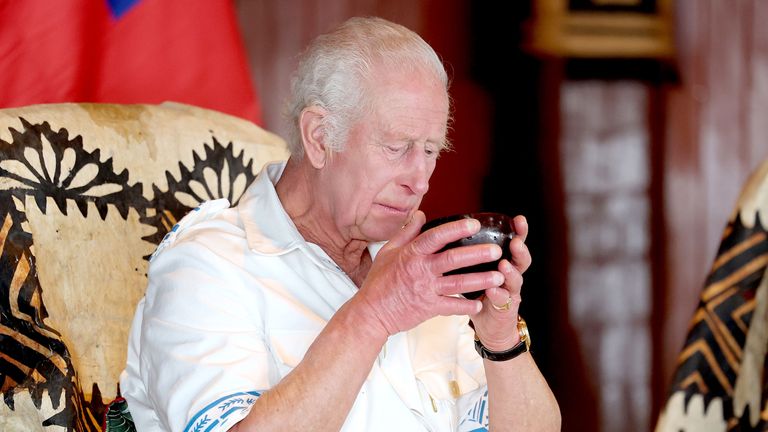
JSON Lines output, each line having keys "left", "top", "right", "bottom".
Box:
{"left": 139, "top": 234, "right": 277, "bottom": 432}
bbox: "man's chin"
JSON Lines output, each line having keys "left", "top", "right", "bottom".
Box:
{"left": 365, "top": 220, "right": 407, "bottom": 242}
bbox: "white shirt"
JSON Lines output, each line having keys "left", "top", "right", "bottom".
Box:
{"left": 120, "top": 162, "right": 491, "bottom": 432}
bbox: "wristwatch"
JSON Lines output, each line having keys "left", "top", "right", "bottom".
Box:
{"left": 474, "top": 316, "right": 530, "bottom": 362}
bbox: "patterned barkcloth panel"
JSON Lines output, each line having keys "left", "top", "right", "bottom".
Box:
{"left": 656, "top": 160, "right": 768, "bottom": 432}
{"left": 0, "top": 103, "right": 288, "bottom": 431}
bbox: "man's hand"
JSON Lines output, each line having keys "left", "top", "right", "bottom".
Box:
{"left": 469, "top": 215, "right": 531, "bottom": 351}
{"left": 354, "top": 211, "right": 505, "bottom": 336}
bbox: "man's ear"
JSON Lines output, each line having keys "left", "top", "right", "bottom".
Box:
{"left": 299, "top": 106, "right": 330, "bottom": 169}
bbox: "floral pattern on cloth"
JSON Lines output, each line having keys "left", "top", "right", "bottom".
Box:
{"left": 0, "top": 104, "right": 288, "bottom": 432}
{"left": 184, "top": 392, "right": 261, "bottom": 432}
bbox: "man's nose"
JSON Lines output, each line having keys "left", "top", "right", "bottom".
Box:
{"left": 401, "top": 149, "right": 431, "bottom": 196}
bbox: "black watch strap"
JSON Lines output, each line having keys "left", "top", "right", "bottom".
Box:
{"left": 474, "top": 338, "right": 528, "bottom": 362}
{"left": 472, "top": 315, "right": 530, "bottom": 362}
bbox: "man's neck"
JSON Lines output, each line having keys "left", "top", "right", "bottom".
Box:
{"left": 276, "top": 158, "right": 371, "bottom": 285}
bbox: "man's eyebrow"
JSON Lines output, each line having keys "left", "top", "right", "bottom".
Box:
{"left": 396, "top": 137, "right": 448, "bottom": 151}
{"left": 377, "top": 124, "right": 448, "bottom": 149}
{"left": 428, "top": 138, "right": 449, "bottom": 150}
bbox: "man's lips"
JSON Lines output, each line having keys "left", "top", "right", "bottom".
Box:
{"left": 375, "top": 203, "right": 410, "bottom": 215}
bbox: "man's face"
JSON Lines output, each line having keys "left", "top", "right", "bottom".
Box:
{"left": 321, "top": 67, "right": 450, "bottom": 242}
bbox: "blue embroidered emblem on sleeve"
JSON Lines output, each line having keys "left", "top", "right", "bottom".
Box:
{"left": 184, "top": 391, "right": 262, "bottom": 432}
{"left": 458, "top": 389, "right": 489, "bottom": 431}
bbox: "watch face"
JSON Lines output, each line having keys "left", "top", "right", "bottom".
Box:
{"left": 517, "top": 316, "right": 531, "bottom": 350}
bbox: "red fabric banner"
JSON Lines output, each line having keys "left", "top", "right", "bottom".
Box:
{"left": 0, "top": 0, "right": 261, "bottom": 124}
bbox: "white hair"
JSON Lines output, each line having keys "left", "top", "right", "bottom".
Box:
{"left": 286, "top": 16, "right": 449, "bottom": 158}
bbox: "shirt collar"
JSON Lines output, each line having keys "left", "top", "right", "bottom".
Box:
{"left": 237, "top": 161, "right": 304, "bottom": 255}
{"left": 238, "top": 161, "right": 387, "bottom": 264}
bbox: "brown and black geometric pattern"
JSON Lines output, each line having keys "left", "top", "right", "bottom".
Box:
{"left": 142, "top": 138, "right": 257, "bottom": 249}
{"left": 666, "top": 213, "right": 768, "bottom": 431}
{"left": 0, "top": 117, "right": 260, "bottom": 431}
{"left": 0, "top": 193, "right": 105, "bottom": 430}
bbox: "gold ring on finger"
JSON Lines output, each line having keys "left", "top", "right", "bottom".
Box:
{"left": 491, "top": 297, "right": 512, "bottom": 311}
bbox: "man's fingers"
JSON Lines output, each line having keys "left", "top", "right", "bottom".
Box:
{"left": 413, "top": 218, "right": 480, "bottom": 255}
{"left": 431, "top": 243, "right": 502, "bottom": 275}
{"left": 509, "top": 238, "right": 532, "bottom": 272}
{"left": 433, "top": 295, "right": 482, "bottom": 317}
{"left": 513, "top": 215, "right": 528, "bottom": 242}
{"left": 483, "top": 286, "right": 518, "bottom": 310}
{"left": 435, "top": 271, "right": 504, "bottom": 296}
{"left": 384, "top": 210, "right": 426, "bottom": 249}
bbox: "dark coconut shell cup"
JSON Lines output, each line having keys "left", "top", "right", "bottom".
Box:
{"left": 421, "top": 212, "right": 515, "bottom": 299}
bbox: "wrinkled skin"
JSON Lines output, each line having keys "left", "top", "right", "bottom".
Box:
{"left": 356, "top": 210, "right": 531, "bottom": 352}
{"left": 468, "top": 215, "right": 531, "bottom": 351}
{"left": 241, "top": 50, "right": 559, "bottom": 432}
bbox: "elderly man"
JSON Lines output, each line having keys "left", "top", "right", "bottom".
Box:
{"left": 121, "top": 16, "right": 560, "bottom": 431}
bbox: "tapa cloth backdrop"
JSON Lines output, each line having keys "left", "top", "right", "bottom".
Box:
{"left": 0, "top": 102, "right": 287, "bottom": 431}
